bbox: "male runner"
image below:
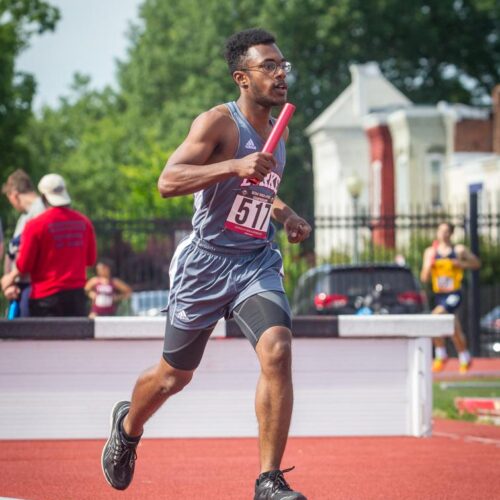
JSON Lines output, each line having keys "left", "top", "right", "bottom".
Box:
{"left": 102, "top": 28, "right": 311, "bottom": 499}
{"left": 420, "top": 222, "right": 481, "bottom": 374}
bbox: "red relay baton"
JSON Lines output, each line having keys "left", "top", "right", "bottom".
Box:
{"left": 249, "top": 102, "right": 296, "bottom": 184}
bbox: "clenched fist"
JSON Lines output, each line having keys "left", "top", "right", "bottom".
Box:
{"left": 284, "top": 215, "right": 311, "bottom": 244}
{"left": 233, "top": 152, "right": 277, "bottom": 182}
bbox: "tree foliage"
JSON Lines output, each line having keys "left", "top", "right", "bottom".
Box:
{"left": 116, "top": 0, "right": 500, "bottom": 219}
{"left": 0, "top": 0, "right": 59, "bottom": 224}
{"left": 5, "top": 0, "right": 500, "bottom": 223}
{"left": 24, "top": 74, "right": 192, "bottom": 218}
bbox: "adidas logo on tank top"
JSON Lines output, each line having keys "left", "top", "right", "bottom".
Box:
{"left": 245, "top": 139, "right": 257, "bottom": 150}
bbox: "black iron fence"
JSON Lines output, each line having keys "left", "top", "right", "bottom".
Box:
{"left": 91, "top": 218, "right": 192, "bottom": 291}
{"left": 87, "top": 206, "right": 499, "bottom": 356}
{"left": 302, "top": 204, "right": 500, "bottom": 357}
{"left": 2, "top": 204, "right": 499, "bottom": 356}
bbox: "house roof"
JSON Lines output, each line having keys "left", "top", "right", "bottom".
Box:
{"left": 437, "top": 102, "right": 491, "bottom": 121}
{"left": 306, "top": 62, "right": 411, "bottom": 136}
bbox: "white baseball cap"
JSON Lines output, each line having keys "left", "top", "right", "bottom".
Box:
{"left": 38, "top": 173, "right": 71, "bottom": 207}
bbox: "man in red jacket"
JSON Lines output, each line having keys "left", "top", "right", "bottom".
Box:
{"left": 1, "top": 173, "right": 97, "bottom": 316}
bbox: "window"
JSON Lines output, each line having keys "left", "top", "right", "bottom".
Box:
{"left": 427, "top": 153, "right": 444, "bottom": 208}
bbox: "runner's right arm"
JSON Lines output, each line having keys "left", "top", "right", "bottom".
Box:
{"left": 420, "top": 247, "right": 435, "bottom": 283}
{"left": 158, "top": 109, "right": 275, "bottom": 198}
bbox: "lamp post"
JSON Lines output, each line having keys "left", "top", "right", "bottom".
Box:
{"left": 346, "top": 175, "right": 364, "bottom": 264}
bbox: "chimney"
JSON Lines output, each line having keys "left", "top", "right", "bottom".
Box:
{"left": 493, "top": 85, "right": 500, "bottom": 155}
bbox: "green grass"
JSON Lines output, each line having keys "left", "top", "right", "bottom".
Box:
{"left": 433, "top": 378, "right": 500, "bottom": 421}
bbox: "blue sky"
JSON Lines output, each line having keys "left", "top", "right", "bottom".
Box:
{"left": 16, "top": 0, "right": 143, "bottom": 110}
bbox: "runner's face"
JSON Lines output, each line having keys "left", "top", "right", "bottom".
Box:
{"left": 240, "top": 44, "right": 288, "bottom": 106}
{"left": 437, "top": 224, "right": 452, "bottom": 243}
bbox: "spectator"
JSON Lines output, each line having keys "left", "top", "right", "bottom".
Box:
{"left": 1, "top": 174, "right": 97, "bottom": 317}
{"left": 85, "top": 258, "right": 132, "bottom": 317}
{"left": 1, "top": 169, "right": 45, "bottom": 317}
{"left": 420, "top": 222, "right": 481, "bottom": 374}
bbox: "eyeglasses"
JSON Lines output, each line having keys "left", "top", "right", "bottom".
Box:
{"left": 241, "top": 61, "right": 292, "bottom": 75}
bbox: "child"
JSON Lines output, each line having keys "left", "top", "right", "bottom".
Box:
{"left": 85, "top": 258, "right": 132, "bottom": 317}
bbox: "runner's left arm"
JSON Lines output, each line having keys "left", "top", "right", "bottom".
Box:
{"left": 271, "top": 197, "right": 311, "bottom": 244}
{"left": 454, "top": 245, "right": 481, "bottom": 270}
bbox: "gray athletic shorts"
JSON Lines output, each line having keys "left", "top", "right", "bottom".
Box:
{"left": 167, "top": 235, "right": 286, "bottom": 330}
{"left": 162, "top": 235, "right": 292, "bottom": 370}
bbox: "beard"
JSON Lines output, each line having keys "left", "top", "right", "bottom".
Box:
{"left": 249, "top": 80, "right": 287, "bottom": 108}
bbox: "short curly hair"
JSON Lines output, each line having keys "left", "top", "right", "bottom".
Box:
{"left": 224, "top": 28, "right": 276, "bottom": 74}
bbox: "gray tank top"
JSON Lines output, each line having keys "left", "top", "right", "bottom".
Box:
{"left": 191, "top": 101, "right": 286, "bottom": 251}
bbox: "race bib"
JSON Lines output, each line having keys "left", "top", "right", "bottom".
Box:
{"left": 95, "top": 293, "right": 114, "bottom": 308}
{"left": 224, "top": 189, "right": 274, "bottom": 239}
{"left": 436, "top": 276, "right": 455, "bottom": 292}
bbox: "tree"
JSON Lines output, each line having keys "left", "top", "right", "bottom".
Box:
{"left": 0, "top": 0, "right": 59, "bottom": 225}
{"left": 24, "top": 73, "right": 193, "bottom": 218}
{"left": 116, "top": 0, "right": 500, "bottom": 221}
{"left": 21, "top": 0, "right": 500, "bottom": 223}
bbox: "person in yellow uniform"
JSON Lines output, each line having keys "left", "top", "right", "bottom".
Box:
{"left": 420, "top": 222, "right": 481, "bottom": 374}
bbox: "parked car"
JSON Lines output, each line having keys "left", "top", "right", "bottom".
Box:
{"left": 480, "top": 306, "right": 500, "bottom": 355}
{"left": 292, "top": 263, "right": 428, "bottom": 316}
{"left": 480, "top": 306, "right": 500, "bottom": 335}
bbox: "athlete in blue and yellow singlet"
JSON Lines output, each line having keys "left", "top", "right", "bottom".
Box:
{"left": 421, "top": 222, "right": 481, "bottom": 374}
{"left": 431, "top": 245, "right": 464, "bottom": 313}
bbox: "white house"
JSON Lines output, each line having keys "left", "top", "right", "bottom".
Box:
{"left": 446, "top": 153, "right": 500, "bottom": 212}
{"left": 306, "top": 62, "right": 411, "bottom": 257}
{"left": 439, "top": 101, "right": 499, "bottom": 212}
{"left": 387, "top": 107, "right": 450, "bottom": 212}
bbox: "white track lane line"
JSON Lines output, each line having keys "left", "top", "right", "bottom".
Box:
{"left": 434, "top": 431, "right": 500, "bottom": 447}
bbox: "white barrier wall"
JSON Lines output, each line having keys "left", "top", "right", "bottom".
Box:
{"left": 93, "top": 316, "right": 227, "bottom": 339}
{"left": 0, "top": 315, "right": 452, "bottom": 439}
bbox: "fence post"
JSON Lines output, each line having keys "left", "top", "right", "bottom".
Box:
{"left": 468, "top": 184, "right": 482, "bottom": 357}
{"left": 353, "top": 196, "right": 360, "bottom": 264}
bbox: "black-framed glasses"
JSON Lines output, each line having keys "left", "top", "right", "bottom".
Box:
{"left": 241, "top": 61, "right": 292, "bottom": 75}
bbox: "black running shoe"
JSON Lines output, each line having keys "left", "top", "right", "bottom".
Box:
{"left": 254, "top": 467, "right": 307, "bottom": 499}
{"left": 101, "top": 401, "right": 140, "bottom": 490}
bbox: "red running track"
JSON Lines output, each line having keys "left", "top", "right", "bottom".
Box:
{"left": 1, "top": 419, "right": 500, "bottom": 500}
{"left": 433, "top": 357, "right": 500, "bottom": 380}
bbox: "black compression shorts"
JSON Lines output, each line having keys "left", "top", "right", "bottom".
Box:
{"left": 162, "top": 291, "right": 292, "bottom": 371}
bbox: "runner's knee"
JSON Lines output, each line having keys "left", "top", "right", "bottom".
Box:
{"left": 156, "top": 360, "right": 194, "bottom": 395}
{"left": 233, "top": 291, "right": 292, "bottom": 348}
{"left": 257, "top": 328, "right": 292, "bottom": 373}
{"left": 432, "top": 306, "right": 446, "bottom": 314}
